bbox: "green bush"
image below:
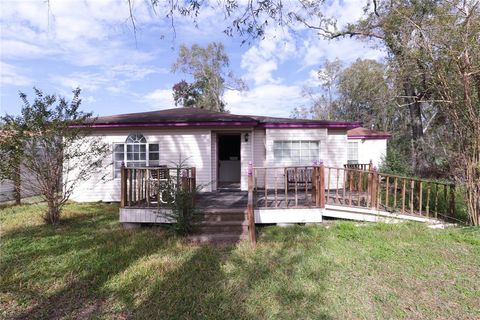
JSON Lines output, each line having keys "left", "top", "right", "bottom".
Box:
{"left": 165, "top": 183, "right": 200, "bottom": 236}
{"left": 380, "top": 145, "right": 413, "bottom": 175}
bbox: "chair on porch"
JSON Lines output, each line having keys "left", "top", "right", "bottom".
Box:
{"left": 285, "top": 167, "right": 314, "bottom": 191}
{"left": 148, "top": 165, "right": 176, "bottom": 204}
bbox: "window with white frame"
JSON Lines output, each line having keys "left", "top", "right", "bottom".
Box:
{"left": 112, "top": 133, "right": 160, "bottom": 178}
{"left": 273, "top": 140, "right": 319, "bottom": 164}
{"left": 347, "top": 141, "right": 359, "bottom": 164}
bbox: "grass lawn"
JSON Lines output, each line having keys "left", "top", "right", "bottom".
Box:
{"left": 1, "top": 202, "right": 479, "bottom": 320}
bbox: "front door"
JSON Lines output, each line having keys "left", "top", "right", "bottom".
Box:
{"left": 218, "top": 134, "right": 241, "bottom": 189}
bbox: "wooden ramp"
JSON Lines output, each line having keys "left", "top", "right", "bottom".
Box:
{"left": 323, "top": 204, "right": 447, "bottom": 225}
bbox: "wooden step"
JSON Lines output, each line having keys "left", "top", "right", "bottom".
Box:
{"left": 197, "top": 209, "right": 247, "bottom": 222}
{"left": 189, "top": 208, "right": 250, "bottom": 243}
{"left": 195, "top": 221, "right": 249, "bottom": 233}
{"left": 188, "top": 233, "right": 249, "bottom": 244}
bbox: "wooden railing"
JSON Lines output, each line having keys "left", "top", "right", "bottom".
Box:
{"left": 250, "top": 165, "right": 325, "bottom": 208}
{"left": 247, "top": 163, "right": 456, "bottom": 217}
{"left": 324, "top": 166, "right": 456, "bottom": 220}
{"left": 344, "top": 163, "right": 371, "bottom": 171}
{"left": 120, "top": 165, "right": 196, "bottom": 208}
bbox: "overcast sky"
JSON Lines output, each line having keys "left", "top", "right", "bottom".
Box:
{"left": 0, "top": 0, "right": 384, "bottom": 118}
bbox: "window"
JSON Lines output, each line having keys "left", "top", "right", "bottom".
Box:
{"left": 148, "top": 144, "right": 160, "bottom": 166}
{"left": 113, "top": 133, "right": 160, "bottom": 178}
{"left": 347, "top": 141, "right": 359, "bottom": 164}
{"left": 273, "top": 140, "right": 319, "bottom": 164}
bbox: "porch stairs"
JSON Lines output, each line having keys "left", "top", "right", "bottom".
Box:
{"left": 188, "top": 208, "right": 249, "bottom": 244}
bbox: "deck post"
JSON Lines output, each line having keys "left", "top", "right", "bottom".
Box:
{"left": 319, "top": 161, "right": 325, "bottom": 208}
{"left": 120, "top": 163, "right": 126, "bottom": 208}
{"left": 191, "top": 167, "right": 196, "bottom": 205}
{"left": 312, "top": 162, "right": 317, "bottom": 206}
{"left": 247, "top": 161, "right": 256, "bottom": 247}
{"left": 370, "top": 166, "right": 378, "bottom": 209}
{"left": 449, "top": 184, "right": 456, "bottom": 220}
{"left": 181, "top": 169, "right": 188, "bottom": 192}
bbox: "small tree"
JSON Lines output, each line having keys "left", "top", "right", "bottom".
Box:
{"left": 0, "top": 126, "right": 23, "bottom": 205}
{"left": 0, "top": 88, "right": 109, "bottom": 225}
{"left": 156, "top": 158, "right": 201, "bottom": 236}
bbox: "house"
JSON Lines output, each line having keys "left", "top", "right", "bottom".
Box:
{"left": 68, "top": 107, "right": 455, "bottom": 238}
{"left": 347, "top": 127, "right": 391, "bottom": 169}
{"left": 70, "top": 107, "right": 363, "bottom": 202}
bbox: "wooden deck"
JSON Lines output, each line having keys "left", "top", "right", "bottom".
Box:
{"left": 119, "top": 164, "right": 458, "bottom": 244}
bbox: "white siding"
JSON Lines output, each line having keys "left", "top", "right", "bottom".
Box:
{"left": 261, "top": 128, "right": 325, "bottom": 188}
{"left": 266, "top": 128, "right": 338, "bottom": 166}
{"left": 252, "top": 129, "right": 266, "bottom": 167}
{"left": 210, "top": 131, "right": 217, "bottom": 191}
{"left": 355, "top": 138, "right": 387, "bottom": 169}
{"left": 324, "top": 129, "right": 348, "bottom": 169}
{"left": 71, "top": 128, "right": 212, "bottom": 202}
{"left": 240, "top": 132, "right": 253, "bottom": 190}
{"left": 69, "top": 126, "right": 351, "bottom": 201}
{"left": 254, "top": 128, "right": 348, "bottom": 190}
{"left": 324, "top": 129, "right": 348, "bottom": 190}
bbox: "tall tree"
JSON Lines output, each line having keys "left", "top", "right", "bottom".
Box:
{"left": 292, "top": 59, "right": 342, "bottom": 120}
{"left": 336, "top": 59, "right": 397, "bottom": 132}
{"left": 301, "top": 0, "right": 441, "bottom": 172}
{"left": 171, "top": 42, "right": 246, "bottom": 112}
{"left": 420, "top": 0, "right": 480, "bottom": 225}
{"left": 0, "top": 88, "right": 109, "bottom": 225}
{"left": 299, "top": 0, "right": 480, "bottom": 224}
{"left": 294, "top": 59, "right": 398, "bottom": 131}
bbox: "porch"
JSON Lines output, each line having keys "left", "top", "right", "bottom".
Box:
{"left": 118, "top": 163, "right": 457, "bottom": 227}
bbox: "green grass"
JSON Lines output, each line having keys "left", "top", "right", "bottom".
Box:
{"left": 1, "top": 202, "right": 479, "bottom": 319}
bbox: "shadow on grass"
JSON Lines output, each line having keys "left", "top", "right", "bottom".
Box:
{"left": 129, "top": 225, "right": 332, "bottom": 320}
{"left": 3, "top": 204, "right": 333, "bottom": 319}
{"left": 0, "top": 204, "right": 170, "bottom": 319}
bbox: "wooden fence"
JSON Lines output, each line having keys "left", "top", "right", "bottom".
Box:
{"left": 120, "top": 165, "right": 196, "bottom": 208}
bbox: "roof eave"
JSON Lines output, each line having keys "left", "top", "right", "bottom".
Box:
{"left": 259, "top": 122, "right": 361, "bottom": 129}
{"left": 348, "top": 135, "right": 392, "bottom": 140}
{"left": 70, "top": 121, "right": 259, "bottom": 129}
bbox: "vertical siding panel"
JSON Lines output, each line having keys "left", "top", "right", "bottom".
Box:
{"left": 240, "top": 131, "right": 253, "bottom": 190}
{"left": 211, "top": 132, "right": 217, "bottom": 191}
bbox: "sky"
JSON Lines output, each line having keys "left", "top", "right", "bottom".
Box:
{"left": 0, "top": 0, "right": 384, "bottom": 118}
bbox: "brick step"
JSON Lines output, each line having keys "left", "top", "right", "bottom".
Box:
{"left": 188, "top": 233, "right": 249, "bottom": 244}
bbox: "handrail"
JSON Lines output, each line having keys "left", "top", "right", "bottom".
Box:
{"left": 344, "top": 163, "right": 370, "bottom": 171}
{"left": 120, "top": 165, "right": 196, "bottom": 208}
{"left": 248, "top": 163, "right": 456, "bottom": 222}
{"left": 247, "top": 161, "right": 256, "bottom": 247}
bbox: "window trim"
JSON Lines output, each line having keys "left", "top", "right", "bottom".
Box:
{"left": 347, "top": 141, "right": 359, "bottom": 164}
{"left": 112, "top": 135, "right": 160, "bottom": 179}
{"left": 273, "top": 140, "right": 320, "bottom": 165}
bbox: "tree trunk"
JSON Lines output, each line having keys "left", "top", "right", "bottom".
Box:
{"left": 44, "top": 193, "right": 61, "bottom": 225}
{"left": 404, "top": 83, "right": 424, "bottom": 173}
{"left": 13, "top": 164, "right": 21, "bottom": 205}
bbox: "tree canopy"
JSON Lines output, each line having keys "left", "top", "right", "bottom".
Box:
{"left": 171, "top": 42, "right": 246, "bottom": 112}
{"left": 0, "top": 88, "right": 109, "bottom": 224}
